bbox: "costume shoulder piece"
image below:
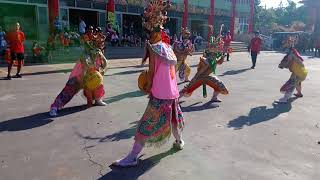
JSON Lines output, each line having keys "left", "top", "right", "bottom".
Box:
{"left": 149, "top": 41, "right": 177, "bottom": 64}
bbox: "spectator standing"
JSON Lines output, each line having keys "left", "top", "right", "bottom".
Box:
{"left": 0, "top": 26, "right": 6, "bottom": 59}
{"left": 54, "top": 17, "right": 62, "bottom": 35}
{"left": 129, "top": 22, "right": 134, "bottom": 35}
{"left": 111, "top": 33, "right": 120, "bottom": 47}
{"left": 61, "top": 16, "right": 68, "bottom": 30}
{"left": 5, "top": 22, "right": 25, "bottom": 79}
{"left": 248, "top": 31, "right": 262, "bottom": 69}
{"left": 79, "top": 17, "right": 86, "bottom": 35}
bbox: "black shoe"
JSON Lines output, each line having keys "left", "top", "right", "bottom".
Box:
{"left": 251, "top": 66, "right": 255, "bottom": 69}
{"left": 14, "top": 74, "right": 22, "bottom": 78}
{"left": 6, "top": 75, "right": 11, "bottom": 80}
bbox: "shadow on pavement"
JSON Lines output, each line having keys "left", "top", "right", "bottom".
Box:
{"left": 0, "top": 105, "right": 86, "bottom": 132}
{"left": 104, "top": 90, "right": 145, "bottom": 104}
{"left": 219, "top": 68, "right": 251, "bottom": 77}
{"left": 22, "top": 69, "right": 72, "bottom": 76}
{"left": 106, "top": 69, "right": 144, "bottom": 77}
{"left": 227, "top": 99, "right": 297, "bottom": 130}
{"left": 75, "top": 121, "right": 139, "bottom": 143}
{"left": 181, "top": 101, "right": 219, "bottom": 112}
{"left": 99, "top": 148, "right": 179, "bottom": 180}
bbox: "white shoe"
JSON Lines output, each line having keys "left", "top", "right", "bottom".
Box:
{"left": 95, "top": 100, "right": 107, "bottom": 106}
{"left": 211, "top": 97, "right": 222, "bottom": 103}
{"left": 49, "top": 108, "right": 58, "bottom": 117}
{"left": 113, "top": 155, "right": 138, "bottom": 167}
{"left": 276, "top": 97, "right": 288, "bottom": 103}
{"left": 173, "top": 140, "right": 185, "bottom": 150}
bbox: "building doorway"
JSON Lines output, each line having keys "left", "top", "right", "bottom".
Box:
{"left": 69, "top": 9, "right": 98, "bottom": 32}
{"left": 122, "top": 14, "right": 142, "bottom": 37}
{"left": 191, "top": 20, "right": 206, "bottom": 38}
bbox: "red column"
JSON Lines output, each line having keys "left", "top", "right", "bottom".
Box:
{"left": 107, "top": 0, "right": 116, "bottom": 26}
{"left": 182, "top": 0, "right": 188, "bottom": 28}
{"left": 48, "top": 0, "right": 59, "bottom": 34}
{"left": 208, "top": 0, "right": 215, "bottom": 39}
{"left": 249, "top": 0, "right": 254, "bottom": 33}
{"left": 230, "top": 0, "right": 236, "bottom": 39}
{"left": 107, "top": 0, "right": 115, "bottom": 12}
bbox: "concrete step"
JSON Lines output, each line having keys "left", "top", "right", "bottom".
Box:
{"left": 230, "top": 41, "right": 248, "bottom": 52}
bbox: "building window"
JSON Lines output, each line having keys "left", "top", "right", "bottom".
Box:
{"left": 239, "top": 17, "right": 249, "bottom": 33}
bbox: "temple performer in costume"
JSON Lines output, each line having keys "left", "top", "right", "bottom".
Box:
{"left": 49, "top": 38, "right": 108, "bottom": 116}
{"left": 113, "top": 0, "right": 185, "bottom": 167}
{"left": 277, "top": 37, "right": 308, "bottom": 103}
{"left": 173, "top": 27, "right": 194, "bottom": 82}
{"left": 180, "top": 25, "right": 229, "bottom": 103}
{"left": 223, "top": 30, "right": 232, "bottom": 61}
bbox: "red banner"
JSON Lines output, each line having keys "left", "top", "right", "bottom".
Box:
{"left": 48, "top": 0, "right": 59, "bottom": 34}
{"left": 182, "top": 0, "right": 188, "bottom": 28}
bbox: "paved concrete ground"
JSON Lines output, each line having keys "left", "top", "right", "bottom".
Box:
{"left": 0, "top": 52, "right": 319, "bottom": 180}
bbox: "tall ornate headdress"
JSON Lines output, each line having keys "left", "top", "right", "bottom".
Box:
{"left": 181, "top": 27, "right": 191, "bottom": 39}
{"left": 282, "top": 36, "right": 298, "bottom": 48}
{"left": 207, "top": 25, "right": 224, "bottom": 52}
{"left": 143, "top": 0, "right": 172, "bottom": 33}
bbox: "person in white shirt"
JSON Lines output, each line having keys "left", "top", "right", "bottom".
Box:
{"left": 0, "top": 26, "right": 6, "bottom": 59}
{"left": 79, "top": 17, "right": 86, "bottom": 35}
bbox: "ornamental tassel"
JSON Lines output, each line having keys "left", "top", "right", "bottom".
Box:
{"left": 202, "top": 84, "right": 207, "bottom": 98}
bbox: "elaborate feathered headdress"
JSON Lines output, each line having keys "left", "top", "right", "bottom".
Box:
{"left": 282, "top": 36, "right": 298, "bottom": 48}
{"left": 207, "top": 25, "right": 225, "bottom": 52}
{"left": 143, "top": 0, "right": 172, "bottom": 33}
{"left": 181, "top": 27, "right": 191, "bottom": 39}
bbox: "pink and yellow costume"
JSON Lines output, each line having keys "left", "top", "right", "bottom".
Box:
{"left": 278, "top": 47, "right": 308, "bottom": 103}
{"left": 50, "top": 41, "right": 107, "bottom": 116}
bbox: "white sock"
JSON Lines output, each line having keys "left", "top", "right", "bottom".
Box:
{"left": 212, "top": 91, "right": 219, "bottom": 99}
{"left": 172, "top": 126, "right": 182, "bottom": 142}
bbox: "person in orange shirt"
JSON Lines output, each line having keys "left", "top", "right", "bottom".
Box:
{"left": 5, "top": 22, "right": 25, "bottom": 80}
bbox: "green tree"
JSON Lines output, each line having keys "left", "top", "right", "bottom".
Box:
{"left": 254, "top": 0, "right": 309, "bottom": 34}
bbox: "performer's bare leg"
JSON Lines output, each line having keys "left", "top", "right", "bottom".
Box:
{"left": 294, "top": 82, "right": 303, "bottom": 98}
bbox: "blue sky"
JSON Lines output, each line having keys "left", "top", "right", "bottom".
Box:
{"left": 260, "top": 0, "right": 302, "bottom": 8}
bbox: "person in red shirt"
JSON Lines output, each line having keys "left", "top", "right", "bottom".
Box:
{"left": 5, "top": 22, "right": 25, "bottom": 79}
{"left": 223, "top": 30, "right": 232, "bottom": 61}
{"left": 248, "top": 31, "right": 262, "bottom": 69}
